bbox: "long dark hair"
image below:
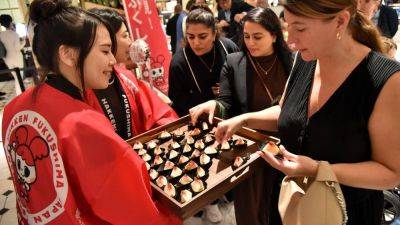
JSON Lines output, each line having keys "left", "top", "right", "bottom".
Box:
{"left": 283, "top": 0, "right": 383, "bottom": 52}
{"left": 29, "top": 0, "right": 116, "bottom": 91}
{"left": 88, "top": 8, "right": 128, "bottom": 54}
{"left": 240, "top": 8, "right": 292, "bottom": 76}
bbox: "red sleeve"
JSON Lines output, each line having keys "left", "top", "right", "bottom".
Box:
{"left": 60, "top": 113, "right": 181, "bottom": 225}
{"left": 135, "top": 79, "right": 179, "bottom": 130}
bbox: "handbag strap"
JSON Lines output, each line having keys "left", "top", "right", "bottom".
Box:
{"left": 318, "top": 161, "right": 348, "bottom": 225}
{"left": 219, "top": 39, "right": 228, "bottom": 55}
{"left": 325, "top": 181, "right": 348, "bottom": 225}
{"left": 183, "top": 47, "right": 202, "bottom": 93}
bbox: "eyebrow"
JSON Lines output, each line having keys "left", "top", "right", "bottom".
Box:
{"left": 243, "top": 32, "right": 264, "bottom": 35}
{"left": 288, "top": 21, "right": 306, "bottom": 26}
{"left": 186, "top": 32, "right": 208, "bottom": 36}
{"left": 99, "top": 44, "right": 112, "bottom": 47}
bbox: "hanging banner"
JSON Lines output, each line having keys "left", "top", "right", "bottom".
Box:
{"left": 123, "top": 0, "right": 171, "bottom": 93}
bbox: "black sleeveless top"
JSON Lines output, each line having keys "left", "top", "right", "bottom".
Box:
{"left": 278, "top": 51, "right": 400, "bottom": 225}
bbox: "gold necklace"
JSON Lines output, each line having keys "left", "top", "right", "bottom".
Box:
{"left": 248, "top": 53, "right": 274, "bottom": 102}
{"left": 255, "top": 55, "right": 277, "bottom": 75}
{"left": 198, "top": 45, "right": 216, "bottom": 73}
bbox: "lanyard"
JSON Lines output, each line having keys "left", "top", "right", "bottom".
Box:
{"left": 98, "top": 78, "right": 133, "bottom": 139}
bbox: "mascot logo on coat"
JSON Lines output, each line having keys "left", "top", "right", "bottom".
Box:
{"left": 4, "top": 110, "right": 68, "bottom": 225}
{"left": 7, "top": 126, "right": 49, "bottom": 202}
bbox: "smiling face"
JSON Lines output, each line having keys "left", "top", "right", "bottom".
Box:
{"left": 114, "top": 23, "right": 132, "bottom": 64}
{"left": 285, "top": 9, "right": 339, "bottom": 61}
{"left": 243, "top": 21, "right": 276, "bottom": 57}
{"left": 83, "top": 25, "right": 116, "bottom": 89}
{"left": 186, "top": 23, "right": 216, "bottom": 56}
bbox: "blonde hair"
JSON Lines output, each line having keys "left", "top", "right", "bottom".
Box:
{"left": 382, "top": 37, "right": 397, "bottom": 56}
{"left": 282, "top": 0, "right": 383, "bottom": 53}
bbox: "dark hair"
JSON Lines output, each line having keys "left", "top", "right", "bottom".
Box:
{"left": 184, "top": 8, "right": 218, "bottom": 47}
{"left": 189, "top": 3, "right": 213, "bottom": 12}
{"left": 279, "top": 10, "right": 285, "bottom": 19}
{"left": 0, "top": 14, "right": 13, "bottom": 28}
{"left": 283, "top": 0, "right": 383, "bottom": 52}
{"left": 186, "top": 0, "right": 195, "bottom": 11}
{"left": 240, "top": 8, "right": 292, "bottom": 76}
{"left": 186, "top": 8, "right": 216, "bottom": 32}
{"left": 88, "top": 8, "right": 128, "bottom": 54}
{"left": 29, "top": 0, "right": 115, "bottom": 91}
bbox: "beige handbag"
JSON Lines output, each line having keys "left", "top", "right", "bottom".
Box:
{"left": 278, "top": 161, "right": 348, "bottom": 225}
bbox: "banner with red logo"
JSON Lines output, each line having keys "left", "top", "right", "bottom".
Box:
{"left": 123, "top": 0, "right": 171, "bottom": 94}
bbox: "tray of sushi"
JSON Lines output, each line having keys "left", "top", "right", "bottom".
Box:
{"left": 127, "top": 115, "right": 279, "bottom": 219}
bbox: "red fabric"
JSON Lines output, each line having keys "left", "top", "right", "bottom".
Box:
{"left": 2, "top": 85, "right": 181, "bottom": 225}
{"left": 86, "top": 65, "right": 178, "bottom": 136}
{"left": 123, "top": 0, "right": 172, "bottom": 93}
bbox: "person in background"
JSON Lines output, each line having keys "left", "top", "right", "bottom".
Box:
{"left": 279, "top": 10, "right": 288, "bottom": 41}
{"left": 216, "top": 0, "right": 254, "bottom": 43}
{"left": 88, "top": 8, "right": 178, "bottom": 140}
{"left": 175, "top": 2, "right": 192, "bottom": 52}
{"left": 214, "top": 0, "right": 400, "bottom": 224}
{"left": 382, "top": 36, "right": 397, "bottom": 59}
{"left": 2, "top": 0, "right": 181, "bottom": 224}
{"left": 0, "top": 14, "right": 25, "bottom": 95}
{"left": 375, "top": 0, "right": 399, "bottom": 38}
{"left": 245, "top": 0, "right": 270, "bottom": 8}
{"left": 166, "top": 4, "right": 182, "bottom": 54}
{"left": 190, "top": 7, "right": 292, "bottom": 225}
{"left": 169, "top": 7, "right": 239, "bottom": 117}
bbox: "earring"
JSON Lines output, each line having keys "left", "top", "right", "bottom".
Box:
{"left": 336, "top": 32, "right": 342, "bottom": 40}
{"left": 108, "top": 77, "right": 115, "bottom": 85}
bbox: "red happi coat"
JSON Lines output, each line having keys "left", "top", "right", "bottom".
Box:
{"left": 1, "top": 84, "right": 181, "bottom": 225}
{"left": 86, "top": 64, "right": 178, "bottom": 137}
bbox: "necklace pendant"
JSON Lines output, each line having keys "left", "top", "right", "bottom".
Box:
{"left": 210, "top": 69, "right": 212, "bottom": 73}
{"left": 265, "top": 72, "right": 268, "bottom": 75}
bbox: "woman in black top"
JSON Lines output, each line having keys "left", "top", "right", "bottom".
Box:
{"left": 168, "top": 7, "right": 239, "bottom": 116}
{"left": 190, "top": 8, "right": 291, "bottom": 225}
{"left": 212, "top": 1, "right": 400, "bottom": 225}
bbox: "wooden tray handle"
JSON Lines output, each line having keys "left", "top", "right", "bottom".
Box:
{"left": 230, "top": 166, "right": 250, "bottom": 183}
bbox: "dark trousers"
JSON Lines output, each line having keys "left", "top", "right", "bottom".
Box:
{"left": 233, "top": 162, "right": 283, "bottom": 225}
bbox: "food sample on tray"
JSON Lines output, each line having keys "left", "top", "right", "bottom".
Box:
{"left": 133, "top": 141, "right": 144, "bottom": 151}
{"left": 131, "top": 118, "right": 258, "bottom": 205}
{"left": 158, "top": 130, "right": 172, "bottom": 143}
{"left": 233, "top": 156, "right": 249, "bottom": 168}
{"left": 233, "top": 138, "right": 248, "bottom": 151}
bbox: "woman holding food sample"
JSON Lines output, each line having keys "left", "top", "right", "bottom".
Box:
{"left": 211, "top": 0, "right": 400, "bottom": 224}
